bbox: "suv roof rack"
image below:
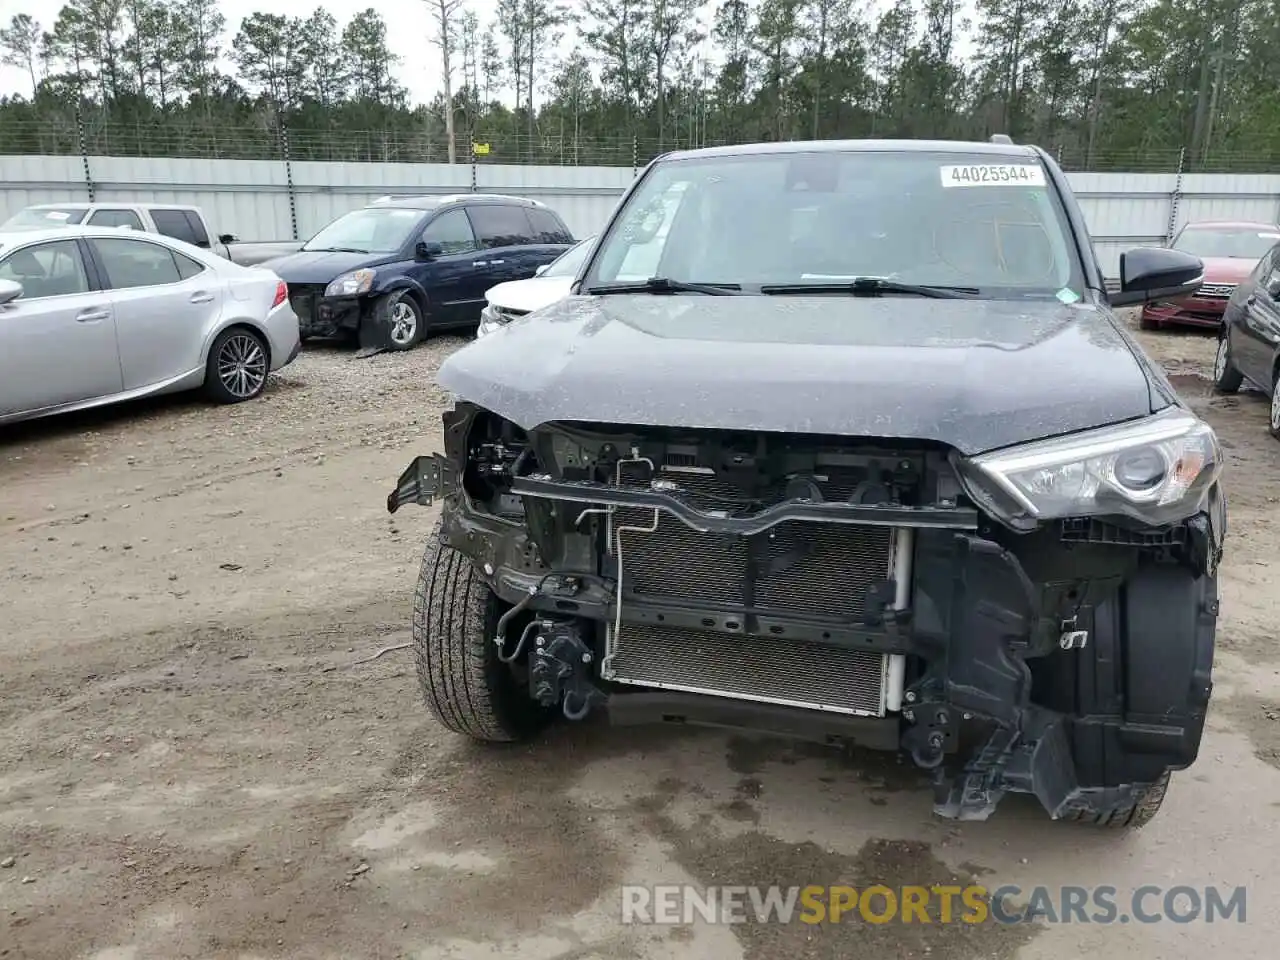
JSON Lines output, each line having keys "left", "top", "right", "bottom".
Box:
{"left": 368, "top": 192, "right": 547, "bottom": 208}
{"left": 442, "top": 192, "right": 548, "bottom": 207}
{"left": 989, "top": 134, "right": 1014, "bottom": 144}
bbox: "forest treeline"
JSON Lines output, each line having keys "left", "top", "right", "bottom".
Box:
{"left": 0, "top": 0, "right": 1275, "bottom": 171}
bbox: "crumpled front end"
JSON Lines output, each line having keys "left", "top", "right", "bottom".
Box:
{"left": 388, "top": 401, "right": 1224, "bottom": 823}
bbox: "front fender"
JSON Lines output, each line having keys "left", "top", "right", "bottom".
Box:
{"left": 372, "top": 274, "right": 430, "bottom": 310}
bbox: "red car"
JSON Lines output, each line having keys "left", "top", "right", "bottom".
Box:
{"left": 1140, "top": 219, "right": 1280, "bottom": 329}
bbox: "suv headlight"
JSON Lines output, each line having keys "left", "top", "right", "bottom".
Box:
{"left": 956, "top": 407, "right": 1223, "bottom": 529}
{"left": 325, "top": 269, "right": 375, "bottom": 297}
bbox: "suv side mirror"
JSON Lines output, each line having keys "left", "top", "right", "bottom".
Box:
{"left": 0, "top": 278, "right": 22, "bottom": 304}
{"left": 218, "top": 232, "right": 237, "bottom": 244}
{"left": 1109, "top": 247, "right": 1204, "bottom": 307}
{"left": 416, "top": 240, "right": 443, "bottom": 260}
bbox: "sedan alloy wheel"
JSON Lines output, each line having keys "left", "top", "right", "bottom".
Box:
{"left": 218, "top": 332, "right": 268, "bottom": 399}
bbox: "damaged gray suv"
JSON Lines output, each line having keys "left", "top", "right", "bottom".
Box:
{"left": 387, "top": 138, "right": 1226, "bottom": 828}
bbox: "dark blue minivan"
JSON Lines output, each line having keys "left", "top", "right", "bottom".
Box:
{"left": 263, "top": 194, "right": 575, "bottom": 353}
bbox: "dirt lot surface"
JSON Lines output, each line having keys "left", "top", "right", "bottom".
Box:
{"left": 3, "top": 317, "right": 1279, "bottom": 960}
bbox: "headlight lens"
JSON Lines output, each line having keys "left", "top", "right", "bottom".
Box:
{"left": 957, "top": 407, "right": 1222, "bottom": 529}
{"left": 325, "top": 269, "right": 375, "bottom": 297}
{"left": 477, "top": 303, "right": 516, "bottom": 339}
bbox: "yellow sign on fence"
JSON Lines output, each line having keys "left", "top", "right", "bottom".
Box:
{"left": 472, "top": 142, "right": 490, "bottom": 156}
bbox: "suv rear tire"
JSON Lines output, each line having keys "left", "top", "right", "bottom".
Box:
{"left": 1063, "top": 769, "right": 1171, "bottom": 829}
{"left": 410, "top": 521, "right": 551, "bottom": 742}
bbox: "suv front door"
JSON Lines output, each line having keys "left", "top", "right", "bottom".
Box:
{"left": 466, "top": 203, "right": 540, "bottom": 289}
{"left": 1238, "top": 248, "right": 1280, "bottom": 386}
{"left": 413, "top": 207, "right": 485, "bottom": 327}
{"left": 0, "top": 238, "right": 123, "bottom": 417}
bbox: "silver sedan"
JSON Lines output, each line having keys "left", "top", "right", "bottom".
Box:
{"left": 0, "top": 224, "right": 301, "bottom": 425}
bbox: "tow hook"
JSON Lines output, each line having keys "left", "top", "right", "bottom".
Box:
{"left": 900, "top": 700, "right": 952, "bottom": 769}
{"left": 528, "top": 619, "right": 607, "bottom": 720}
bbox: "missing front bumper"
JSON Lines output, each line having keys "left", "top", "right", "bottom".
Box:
{"left": 601, "top": 621, "right": 891, "bottom": 717}
{"left": 388, "top": 448, "right": 1214, "bottom": 824}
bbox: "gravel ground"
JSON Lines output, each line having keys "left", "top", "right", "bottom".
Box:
{"left": 2, "top": 316, "right": 1279, "bottom": 960}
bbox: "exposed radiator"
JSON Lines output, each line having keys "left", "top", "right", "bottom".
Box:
{"left": 603, "top": 463, "right": 899, "bottom": 717}
{"left": 603, "top": 623, "right": 889, "bottom": 716}
{"left": 612, "top": 467, "right": 895, "bottom": 618}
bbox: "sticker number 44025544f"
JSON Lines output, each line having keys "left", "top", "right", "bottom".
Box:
{"left": 940, "top": 164, "right": 1046, "bottom": 187}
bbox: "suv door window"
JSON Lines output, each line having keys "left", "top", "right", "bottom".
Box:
{"left": 528, "top": 207, "right": 571, "bottom": 243}
{"left": 87, "top": 208, "right": 145, "bottom": 230}
{"left": 0, "top": 239, "right": 91, "bottom": 298}
{"left": 421, "top": 208, "right": 478, "bottom": 255}
{"left": 182, "top": 210, "right": 211, "bottom": 247}
{"left": 90, "top": 237, "right": 184, "bottom": 289}
{"left": 150, "top": 209, "right": 200, "bottom": 246}
{"left": 467, "top": 204, "right": 535, "bottom": 249}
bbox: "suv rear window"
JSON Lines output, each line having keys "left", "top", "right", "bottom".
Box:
{"left": 528, "top": 207, "right": 572, "bottom": 244}
{"left": 467, "top": 204, "right": 535, "bottom": 249}
{"left": 87, "top": 208, "right": 145, "bottom": 230}
{"left": 151, "top": 209, "right": 210, "bottom": 248}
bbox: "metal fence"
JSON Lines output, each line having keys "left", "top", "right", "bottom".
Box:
{"left": 4, "top": 117, "right": 1280, "bottom": 174}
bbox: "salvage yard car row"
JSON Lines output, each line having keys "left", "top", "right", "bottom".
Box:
{"left": 0, "top": 192, "right": 585, "bottom": 424}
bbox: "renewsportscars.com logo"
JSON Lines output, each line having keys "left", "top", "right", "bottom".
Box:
{"left": 620, "top": 884, "right": 1248, "bottom": 926}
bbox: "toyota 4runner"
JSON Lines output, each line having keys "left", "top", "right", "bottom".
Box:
{"left": 386, "top": 137, "right": 1226, "bottom": 828}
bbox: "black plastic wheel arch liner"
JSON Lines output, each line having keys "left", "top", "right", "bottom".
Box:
{"left": 932, "top": 532, "right": 1216, "bottom": 820}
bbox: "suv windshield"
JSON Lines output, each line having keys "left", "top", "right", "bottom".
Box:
{"left": 1172, "top": 226, "right": 1280, "bottom": 260}
{"left": 583, "top": 149, "right": 1085, "bottom": 298}
{"left": 2, "top": 207, "right": 87, "bottom": 227}
{"left": 541, "top": 237, "right": 594, "bottom": 278}
{"left": 303, "top": 206, "right": 426, "bottom": 254}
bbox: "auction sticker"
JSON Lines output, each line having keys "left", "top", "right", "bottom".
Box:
{"left": 940, "top": 164, "right": 1046, "bottom": 187}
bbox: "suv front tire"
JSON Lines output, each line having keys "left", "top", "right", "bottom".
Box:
{"left": 411, "top": 521, "right": 552, "bottom": 742}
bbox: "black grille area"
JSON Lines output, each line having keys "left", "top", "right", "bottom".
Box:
{"left": 612, "top": 466, "right": 893, "bottom": 620}
{"left": 288, "top": 283, "right": 327, "bottom": 324}
{"left": 605, "top": 623, "right": 886, "bottom": 715}
{"left": 1060, "top": 517, "right": 1186, "bottom": 547}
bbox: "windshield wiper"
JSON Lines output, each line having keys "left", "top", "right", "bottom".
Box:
{"left": 583, "top": 277, "right": 743, "bottom": 296}
{"left": 304, "top": 246, "right": 369, "bottom": 254}
{"left": 761, "top": 278, "right": 980, "bottom": 299}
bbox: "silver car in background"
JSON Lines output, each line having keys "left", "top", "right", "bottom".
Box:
{"left": 0, "top": 225, "right": 301, "bottom": 426}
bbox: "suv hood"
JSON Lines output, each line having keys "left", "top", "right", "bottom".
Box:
{"left": 487, "top": 275, "right": 575, "bottom": 313}
{"left": 260, "top": 249, "right": 400, "bottom": 283}
{"left": 437, "top": 295, "right": 1166, "bottom": 456}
